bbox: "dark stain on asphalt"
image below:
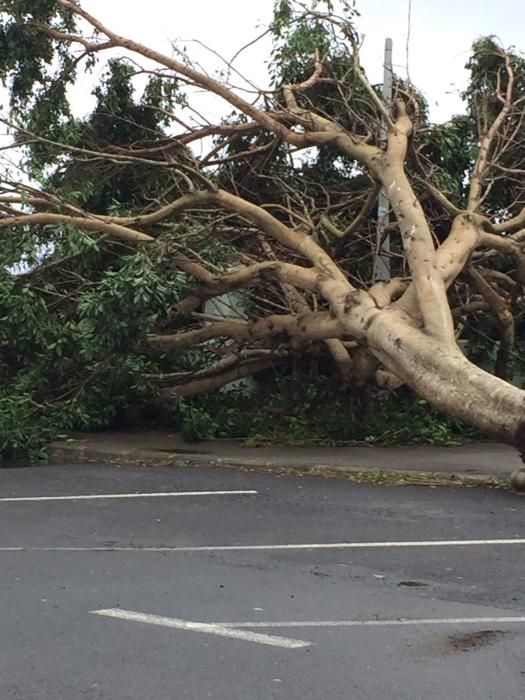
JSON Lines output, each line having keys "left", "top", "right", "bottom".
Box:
{"left": 447, "top": 629, "right": 510, "bottom": 653}
{"left": 413, "top": 629, "right": 518, "bottom": 661}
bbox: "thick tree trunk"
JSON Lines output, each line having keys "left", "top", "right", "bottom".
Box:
{"left": 366, "top": 311, "right": 525, "bottom": 452}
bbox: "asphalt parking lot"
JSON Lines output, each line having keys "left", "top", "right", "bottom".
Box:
{"left": 1, "top": 462, "right": 524, "bottom": 699}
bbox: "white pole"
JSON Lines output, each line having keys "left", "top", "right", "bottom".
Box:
{"left": 375, "top": 38, "right": 393, "bottom": 281}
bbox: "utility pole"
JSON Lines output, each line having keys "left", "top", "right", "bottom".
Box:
{"left": 375, "top": 38, "right": 393, "bottom": 281}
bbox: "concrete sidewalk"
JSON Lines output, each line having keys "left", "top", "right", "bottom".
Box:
{"left": 49, "top": 431, "right": 524, "bottom": 487}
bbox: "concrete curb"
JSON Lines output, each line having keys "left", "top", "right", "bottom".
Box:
{"left": 49, "top": 443, "right": 511, "bottom": 489}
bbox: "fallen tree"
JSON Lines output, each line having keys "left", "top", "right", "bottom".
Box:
{"left": 0, "top": 1, "right": 525, "bottom": 457}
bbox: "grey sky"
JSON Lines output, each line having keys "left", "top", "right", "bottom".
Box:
{"left": 81, "top": 0, "right": 525, "bottom": 123}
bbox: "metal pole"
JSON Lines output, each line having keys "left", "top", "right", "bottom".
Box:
{"left": 375, "top": 38, "right": 393, "bottom": 281}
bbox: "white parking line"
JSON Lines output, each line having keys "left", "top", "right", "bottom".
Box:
{"left": 90, "top": 610, "right": 525, "bottom": 649}
{"left": 0, "top": 490, "right": 257, "bottom": 503}
{"left": 2, "top": 538, "right": 525, "bottom": 552}
{"left": 90, "top": 609, "right": 311, "bottom": 649}
{"left": 218, "top": 616, "right": 525, "bottom": 629}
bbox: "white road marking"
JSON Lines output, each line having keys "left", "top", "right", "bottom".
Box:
{"left": 2, "top": 538, "right": 525, "bottom": 552}
{"left": 0, "top": 490, "right": 257, "bottom": 503}
{"left": 90, "top": 609, "right": 311, "bottom": 649}
{"left": 218, "top": 616, "right": 525, "bottom": 629}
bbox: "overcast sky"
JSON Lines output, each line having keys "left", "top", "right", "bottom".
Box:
{"left": 80, "top": 0, "right": 525, "bottom": 124}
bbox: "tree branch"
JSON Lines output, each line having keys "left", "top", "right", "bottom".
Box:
{"left": 468, "top": 49, "right": 516, "bottom": 211}
{"left": 147, "top": 311, "right": 343, "bottom": 352}
{"left": 378, "top": 104, "right": 455, "bottom": 340}
{"left": 0, "top": 212, "right": 152, "bottom": 243}
{"left": 468, "top": 263, "right": 515, "bottom": 379}
{"left": 160, "top": 356, "right": 286, "bottom": 398}
{"left": 52, "top": 0, "right": 313, "bottom": 148}
{"left": 176, "top": 261, "right": 319, "bottom": 314}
